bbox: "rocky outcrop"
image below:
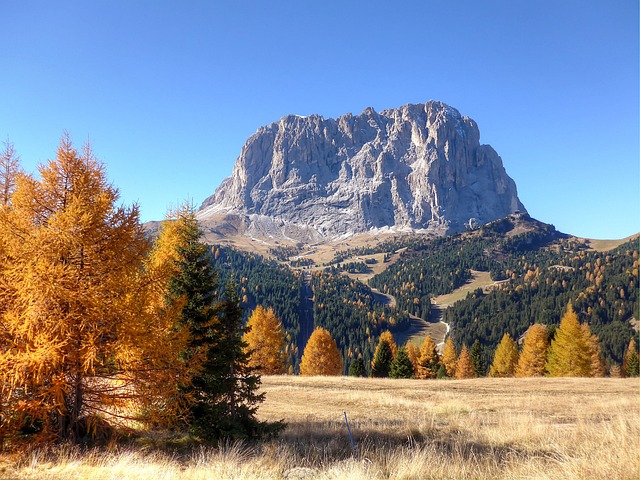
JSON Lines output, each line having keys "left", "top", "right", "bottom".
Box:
{"left": 198, "top": 101, "right": 526, "bottom": 241}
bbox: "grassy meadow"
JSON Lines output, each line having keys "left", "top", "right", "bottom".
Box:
{"left": 1, "top": 376, "right": 639, "bottom": 479}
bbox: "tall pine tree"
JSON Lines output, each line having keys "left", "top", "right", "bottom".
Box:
{"left": 469, "top": 340, "right": 486, "bottom": 377}
{"left": 190, "top": 281, "right": 276, "bottom": 440}
{"left": 371, "top": 338, "right": 394, "bottom": 378}
{"left": 390, "top": 347, "right": 414, "bottom": 379}
{"left": 156, "top": 206, "right": 275, "bottom": 440}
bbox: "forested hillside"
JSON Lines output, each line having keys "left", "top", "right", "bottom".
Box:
{"left": 368, "top": 234, "right": 497, "bottom": 319}
{"left": 365, "top": 215, "right": 636, "bottom": 366}
{"left": 211, "top": 246, "right": 303, "bottom": 365}
{"left": 208, "top": 215, "right": 637, "bottom": 372}
{"left": 211, "top": 246, "right": 411, "bottom": 372}
{"left": 312, "top": 272, "right": 411, "bottom": 374}
{"left": 445, "top": 238, "right": 638, "bottom": 364}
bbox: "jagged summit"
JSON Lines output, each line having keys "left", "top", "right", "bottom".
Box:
{"left": 198, "top": 101, "right": 526, "bottom": 242}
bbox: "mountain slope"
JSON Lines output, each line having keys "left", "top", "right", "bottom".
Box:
{"left": 198, "top": 101, "right": 525, "bottom": 241}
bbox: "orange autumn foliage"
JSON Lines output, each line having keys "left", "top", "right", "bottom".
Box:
{"left": 455, "top": 345, "right": 475, "bottom": 379}
{"left": 0, "top": 136, "right": 190, "bottom": 443}
{"left": 299, "top": 327, "right": 342, "bottom": 376}
{"left": 243, "top": 306, "right": 288, "bottom": 375}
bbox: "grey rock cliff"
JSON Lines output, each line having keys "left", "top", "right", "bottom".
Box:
{"left": 198, "top": 101, "right": 526, "bottom": 240}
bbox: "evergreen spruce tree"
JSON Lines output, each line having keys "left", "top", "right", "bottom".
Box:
{"left": 191, "top": 281, "right": 280, "bottom": 440}
{"left": 371, "top": 339, "right": 393, "bottom": 378}
{"left": 160, "top": 207, "right": 279, "bottom": 440}
{"left": 349, "top": 358, "right": 366, "bottom": 377}
{"left": 378, "top": 330, "right": 398, "bottom": 358}
{"left": 390, "top": 347, "right": 414, "bottom": 379}
{"left": 469, "top": 340, "right": 486, "bottom": 377}
{"left": 623, "top": 338, "right": 640, "bottom": 377}
{"left": 626, "top": 351, "right": 640, "bottom": 377}
{"left": 436, "top": 364, "right": 447, "bottom": 379}
{"left": 162, "top": 206, "right": 218, "bottom": 357}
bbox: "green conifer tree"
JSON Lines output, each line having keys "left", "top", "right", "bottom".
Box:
{"left": 349, "top": 358, "right": 366, "bottom": 377}
{"left": 371, "top": 339, "right": 393, "bottom": 378}
{"left": 390, "top": 347, "right": 414, "bottom": 379}
{"left": 164, "top": 206, "right": 218, "bottom": 355}
{"left": 623, "top": 338, "right": 640, "bottom": 377}
{"left": 191, "top": 281, "right": 282, "bottom": 440}
{"left": 469, "top": 340, "right": 486, "bottom": 377}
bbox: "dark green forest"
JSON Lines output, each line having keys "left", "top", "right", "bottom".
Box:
{"left": 444, "top": 238, "right": 638, "bottom": 364}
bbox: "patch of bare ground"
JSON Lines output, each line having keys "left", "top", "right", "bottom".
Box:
{"left": 4, "top": 376, "right": 638, "bottom": 479}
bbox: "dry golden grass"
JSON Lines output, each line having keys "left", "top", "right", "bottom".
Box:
{"left": 2, "top": 376, "right": 639, "bottom": 479}
{"left": 584, "top": 234, "right": 639, "bottom": 252}
{"left": 433, "top": 270, "right": 498, "bottom": 307}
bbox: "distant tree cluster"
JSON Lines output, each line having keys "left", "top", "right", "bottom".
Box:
{"left": 211, "top": 246, "right": 302, "bottom": 367}
{"left": 346, "top": 304, "right": 635, "bottom": 380}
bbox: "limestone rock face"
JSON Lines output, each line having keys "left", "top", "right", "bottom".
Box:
{"left": 198, "top": 101, "right": 526, "bottom": 240}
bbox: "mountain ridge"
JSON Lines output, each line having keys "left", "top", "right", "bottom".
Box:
{"left": 197, "top": 101, "right": 526, "bottom": 242}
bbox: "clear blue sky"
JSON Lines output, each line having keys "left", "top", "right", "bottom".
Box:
{"left": 2, "top": 1, "right": 638, "bottom": 239}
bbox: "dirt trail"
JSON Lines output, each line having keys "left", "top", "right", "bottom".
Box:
{"left": 373, "top": 270, "right": 500, "bottom": 350}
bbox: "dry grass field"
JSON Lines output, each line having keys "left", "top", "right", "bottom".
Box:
{"left": 2, "top": 375, "right": 639, "bottom": 479}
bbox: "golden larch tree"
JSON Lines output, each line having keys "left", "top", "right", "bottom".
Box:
{"left": 416, "top": 335, "right": 440, "bottom": 379}
{"left": 455, "top": 345, "right": 475, "bottom": 379}
{"left": 489, "top": 333, "right": 519, "bottom": 377}
{"left": 581, "top": 323, "right": 605, "bottom": 377}
{"left": 299, "top": 327, "right": 342, "bottom": 376}
{"left": 243, "top": 306, "right": 288, "bottom": 375}
{"left": 546, "top": 304, "right": 593, "bottom": 377}
{"left": 0, "top": 135, "right": 189, "bottom": 443}
{"left": 515, "top": 324, "right": 549, "bottom": 377}
{"left": 442, "top": 337, "right": 457, "bottom": 377}
{"left": 404, "top": 341, "right": 420, "bottom": 376}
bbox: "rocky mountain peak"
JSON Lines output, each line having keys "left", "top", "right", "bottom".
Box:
{"left": 198, "top": 101, "right": 526, "bottom": 242}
